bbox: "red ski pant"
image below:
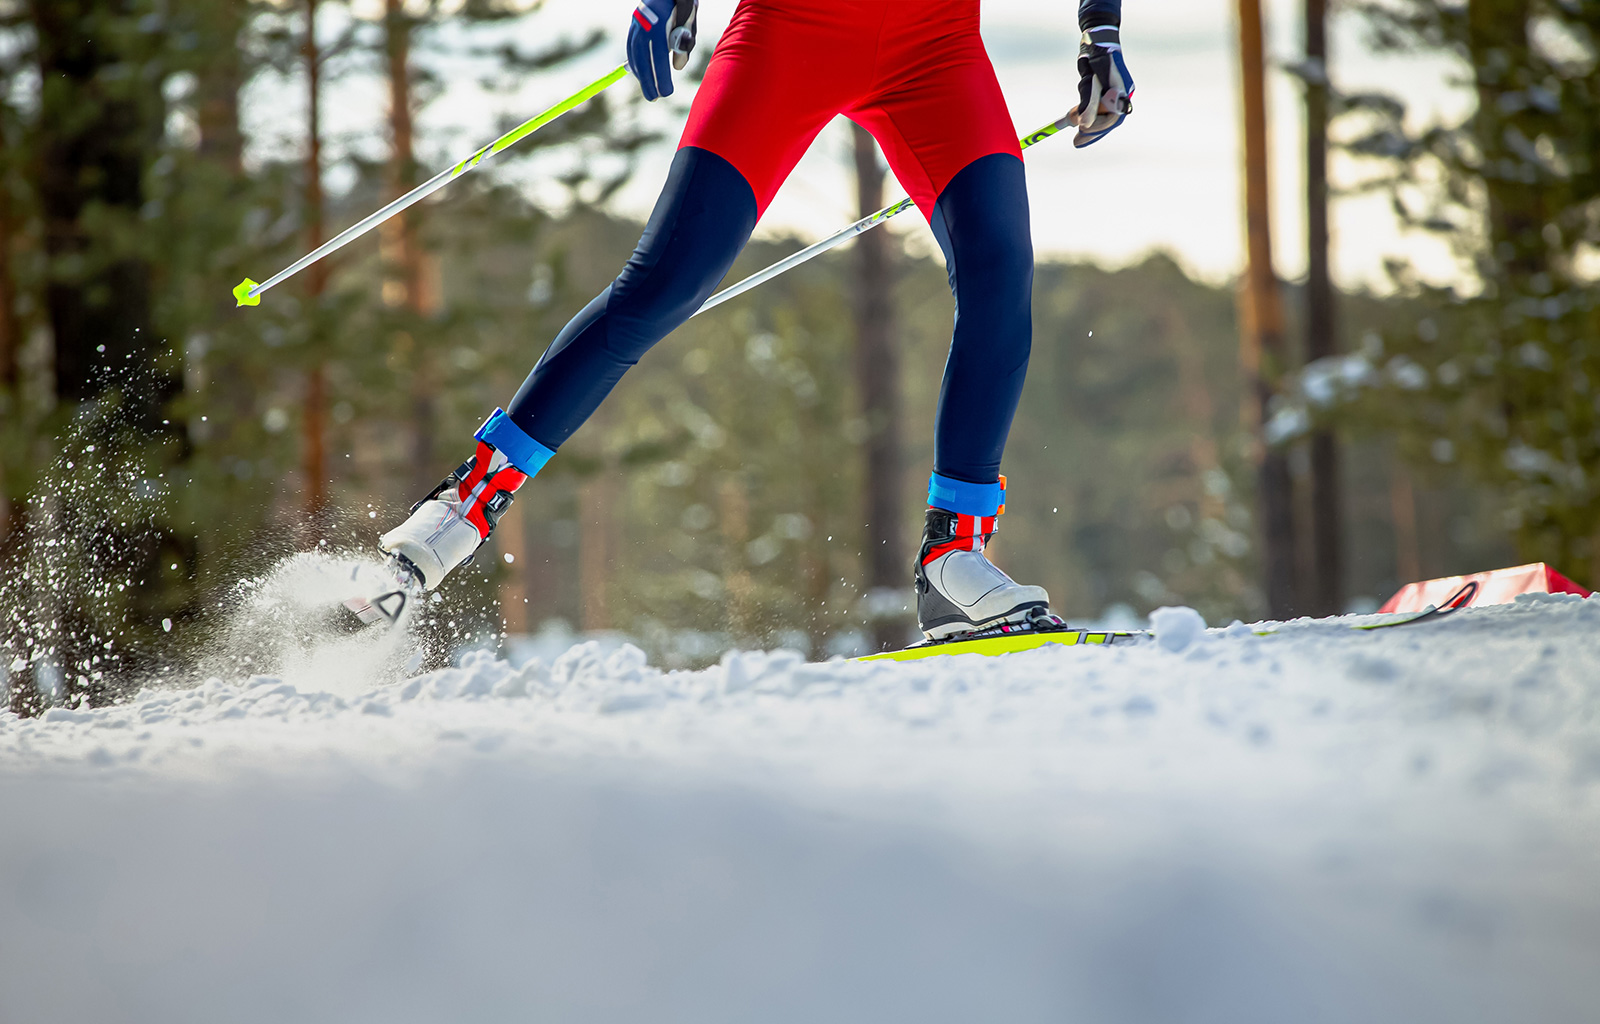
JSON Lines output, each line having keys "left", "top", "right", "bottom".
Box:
{"left": 682, "top": 0, "right": 1022, "bottom": 217}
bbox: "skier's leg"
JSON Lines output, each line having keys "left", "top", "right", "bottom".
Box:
{"left": 912, "top": 155, "right": 1053, "bottom": 638}
{"left": 380, "top": 147, "right": 757, "bottom": 589}
{"left": 503, "top": 146, "right": 759, "bottom": 449}
{"left": 926, "top": 152, "right": 1034, "bottom": 488}
{"left": 850, "top": 15, "right": 1054, "bottom": 637}
{"left": 847, "top": 9, "right": 1032, "bottom": 486}
{"left": 379, "top": 1, "right": 862, "bottom": 590}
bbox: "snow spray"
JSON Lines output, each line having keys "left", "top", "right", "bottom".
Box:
{"left": 1, "top": 388, "right": 174, "bottom": 713}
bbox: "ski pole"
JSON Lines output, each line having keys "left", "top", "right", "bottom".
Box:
{"left": 233, "top": 63, "right": 629, "bottom": 308}
{"left": 692, "top": 113, "right": 1076, "bottom": 319}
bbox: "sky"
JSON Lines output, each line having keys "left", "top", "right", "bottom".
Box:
{"left": 260, "top": 0, "right": 1479, "bottom": 292}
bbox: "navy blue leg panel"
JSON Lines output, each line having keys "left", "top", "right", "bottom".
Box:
{"left": 928, "top": 152, "right": 1034, "bottom": 485}
{"left": 507, "top": 147, "right": 759, "bottom": 448}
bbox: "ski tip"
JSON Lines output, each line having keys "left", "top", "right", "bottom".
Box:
{"left": 233, "top": 278, "right": 261, "bottom": 307}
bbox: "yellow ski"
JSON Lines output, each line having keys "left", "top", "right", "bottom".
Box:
{"left": 857, "top": 629, "right": 1144, "bottom": 662}
{"left": 856, "top": 580, "right": 1481, "bottom": 663}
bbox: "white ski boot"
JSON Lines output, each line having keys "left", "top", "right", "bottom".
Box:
{"left": 914, "top": 505, "right": 1056, "bottom": 640}
{"left": 379, "top": 439, "right": 528, "bottom": 591}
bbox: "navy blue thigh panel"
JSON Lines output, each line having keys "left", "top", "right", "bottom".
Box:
{"left": 928, "top": 152, "right": 1034, "bottom": 485}
{"left": 507, "top": 147, "right": 759, "bottom": 448}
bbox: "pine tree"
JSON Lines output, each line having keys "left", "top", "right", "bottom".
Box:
{"left": 1332, "top": 0, "right": 1600, "bottom": 580}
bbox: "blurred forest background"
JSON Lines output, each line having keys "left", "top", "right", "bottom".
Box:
{"left": 1, "top": 0, "right": 1595, "bottom": 708}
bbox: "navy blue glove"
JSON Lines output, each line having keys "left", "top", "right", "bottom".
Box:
{"left": 626, "top": 0, "right": 698, "bottom": 101}
{"left": 1070, "top": 25, "right": 1134, "bottom": 147}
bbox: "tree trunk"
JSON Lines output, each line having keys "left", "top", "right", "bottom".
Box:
{"left": 1304, "top": 0, "right": 1342, "bottom": 616}
{"left": 850, "top": 124, "right": 906, "bottom": 652}
{"left": 195, "top": 0, "right": 244, "bottom": 175}
{"left": 1236, "top": 0, "right": 1298, "bottom": 618}
{"left": 384, "top": 0, "right": 423, "bottom": 309}
{"left": 304, "top": 0, "right": 329, "bottom": 522}
{"left": 1389, "top": 462, "right": 1421, "bottom": 586}
{"left": 384, "top": 0, "right": 437, "bottom": 496}
{"left": 189, "top": 0, "right": 245, "bottom": 477}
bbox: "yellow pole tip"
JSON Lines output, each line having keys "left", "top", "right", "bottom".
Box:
{"left": 233, "top": 278, "right": 261, "bottom": 307}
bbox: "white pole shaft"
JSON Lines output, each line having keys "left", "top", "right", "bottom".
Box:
{"left": 691, "top": 199, "right": 915, "bottom": 318}
{"left": 251, "top": 163, "right": 457, "bottom": 300}
{"left": 692, "top": 113, "right": 1074, "bottom": 319}
{"left": 238, "top": 64, "right": 627, "bottom": 305}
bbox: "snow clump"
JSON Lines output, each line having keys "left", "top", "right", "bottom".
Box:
{"left": 1149, "top": 604, "right": 1208, "bottom": 651}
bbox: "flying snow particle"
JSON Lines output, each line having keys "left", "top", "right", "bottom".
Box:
{"left": 504, "top": 553, "right": 515, "bottom": 564}
{"left": 162, "top": 619, "right": 173, "bottom": 633}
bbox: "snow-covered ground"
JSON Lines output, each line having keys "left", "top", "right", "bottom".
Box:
{"left": 3, "top": 590, "right": 1598, "bottom": 1023}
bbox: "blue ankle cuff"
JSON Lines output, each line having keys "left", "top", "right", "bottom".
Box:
{"left": 476, "top": 408, "right": 555, "bottom": 477}
{"left": 927, "top": 472, "right": 1004, "bottom": 517}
